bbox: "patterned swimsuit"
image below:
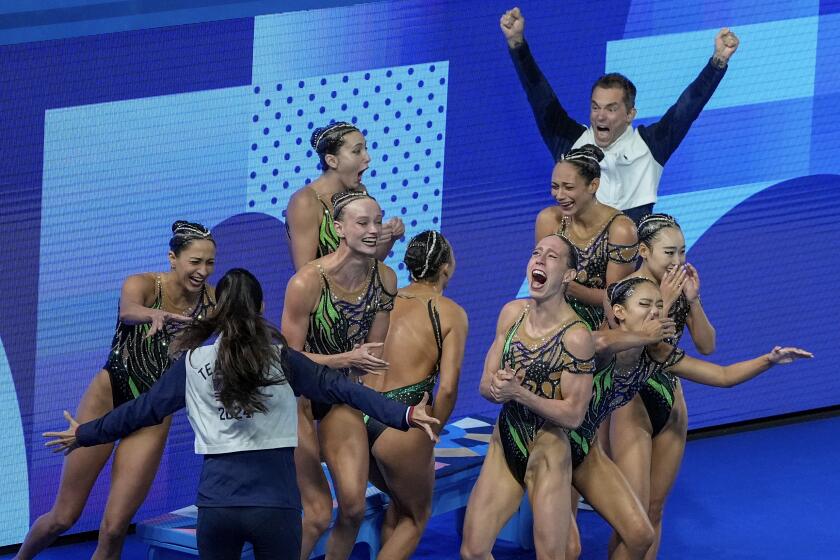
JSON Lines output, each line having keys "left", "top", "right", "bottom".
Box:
{"left": 559, "top": 212, "right": 639, "bottom": 330}
{"left": 638, "top": 293, "right": 692, "bottom": 436}
{"left": 304, "top": 260, "right": 395, "bottom": 419}
{"left": 569, "top": 345, "right": 685, "bottom": 468}
{"left": 104, "top": 275, "right": 213, "bottom": 406}
{"left": 497, "top": 306, "right": 595, "bottom": 485}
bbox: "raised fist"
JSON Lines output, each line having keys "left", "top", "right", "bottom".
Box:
{"left": 500, "top": 7, "right": 525, "bottom": 49}
{"left": 713, "top": 28, "right": 740, "bottom": 64}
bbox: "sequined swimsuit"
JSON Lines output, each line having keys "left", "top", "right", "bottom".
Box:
{"left": 559, "top": 212, "right": 639, "bottom": 330}
{"left": 104, "top": 275, "right": 213, "bottom": 407}
{"left": 364, "top": 296, "right": 444, "bottom": 446}
{"left": 497, "top": 306, "right": 595, "bottom": 485}
{"left": 305, "top": 260, "right": 396, "bottom": 419}
{"left": 638, "top": 293, "right": 691, "bottom": 436}
{"left": 568, "top": 345, "right": 685, "bottom": 468}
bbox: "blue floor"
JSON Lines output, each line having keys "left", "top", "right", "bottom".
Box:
{"left": 4, "top": 415, "right": 838, "bottom": 559}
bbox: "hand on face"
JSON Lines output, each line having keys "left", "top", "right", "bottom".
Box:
{"left": 659, "top": 265, "right": 687, "bottom": 307}
{"left": 641, "top": 310, "right": 677, "bottom": 343}
{"left": 683, "top": 263, "right": 701, "bottom": 302}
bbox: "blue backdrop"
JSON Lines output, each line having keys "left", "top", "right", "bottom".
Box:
{"left": 1, "top": 0, "right": 837, "bottom": 546}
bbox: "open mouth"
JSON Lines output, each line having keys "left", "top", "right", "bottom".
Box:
{"left": 530, "top": 269, "right": 547, "bottom": 290}
{"left": 361, "top": 236, "right": 377, "bottom": 247}
{"left": 188, "top": 275, "right": 204, "bottom": 288}
{"left": 357, "top": 167, "right": 368, "bottom": 182}
{"left": 558, "top": 200, "right": 575, "bottom": 211}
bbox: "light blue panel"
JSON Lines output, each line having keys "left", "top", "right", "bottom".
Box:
{"left": 252, "top": 3, "right": 406, "bottom": 83}
{"left": 247, "top": 62, "right": 449, "bottom": 284}
{"left": 622, "top": 0, "right": 819, "bottom": 39}
{"left": 606, "top": 16, "right": 819, "bottom": 119}
{"left": 0, "top": 335, "right": 28, "bottom": 547}
{"left": 515, "top": 179, "right": 778, "bottom": 299}
{"left": 37, "top": 86, "right": 250, "bottom": 426}
{"left": 656, "top": 180, "right": 778, "bottom": 250}
{"left": 815, "top": 12, "right": 840, "bottom": 95}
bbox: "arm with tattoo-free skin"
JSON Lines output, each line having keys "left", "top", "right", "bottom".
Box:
{"left": 479, "top": 300, "right": 527, "bottom": 403}
{"left": 430, "top": 301, "right": 469, "bottom": 434}
{"left": 652, "top": 344, "right": 812, "bottom": 388}
{"left": 118, "top": 274, "right": 193, "bottom": 337}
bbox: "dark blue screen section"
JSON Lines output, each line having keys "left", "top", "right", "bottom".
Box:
{"left": 1, "top": 0, "right": 836, "bottom": 544}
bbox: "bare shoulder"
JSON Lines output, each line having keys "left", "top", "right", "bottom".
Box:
{"left": 608, "top": 213, "right": 638, "bottom": 244}
{"left": 287, "top": 185, "right": 320, "bottom": 215}
{"left": 563, "top": 321, "right": 596, "bottom": 360}
{"left": 288, "top": 263, "right": 321, "bottom": 293}
{"left": 535, "top": 206, "right": 563, "bottom": 240}
{"left": 438, "top": 297, "right": 469, "bottom": 333}
{"left": 498, "top": 299, "right": 528, "bottom": 328}
{"left": 376, "top": 261, "right": 398, "bottom": 291}
{"left": 121, "top": 272, "right": 159, "bottom": 306}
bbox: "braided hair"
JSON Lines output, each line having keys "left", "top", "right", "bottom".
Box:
{"left": 331, "top": 191, "right": 377, "bottom": 221}
{"left": 560, "top": 144, "right": 604, "bottom": 184}
{"left": 607, "top": 276, "right": 656, "bottom": 307}
{"left": 169, "top": 220, "right": 214, "bottom": 255}
{"left": 404, "top": 230, "right": 451, "bottom": 282}
{"left": 310, "top": 121, "right": 362, "bottom": 169}
{"left": 637, "top": 213, "right": 681, "bottom": 247}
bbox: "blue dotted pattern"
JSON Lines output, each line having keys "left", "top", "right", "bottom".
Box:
{"left": 247, "top": 62, "right": 449, "bottom": 283}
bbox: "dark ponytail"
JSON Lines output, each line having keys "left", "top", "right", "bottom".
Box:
{"left": 171, "top": 268, "right": 287, "bottom": 415}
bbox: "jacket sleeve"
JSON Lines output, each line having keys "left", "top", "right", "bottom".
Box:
{"left": 76, "top": 355, "right": 188, "bottom": 446}
{"left": 508, "top": 41, "right": 587, "bottom": 160}
{"left": 638, "top": 60, "right": 727, "bottom": 166}
{"left": 283, "top": 347, "right": 410, "bottom": 431}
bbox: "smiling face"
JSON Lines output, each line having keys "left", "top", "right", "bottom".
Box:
{"left": 639, "top": 227, "right": 686, "bottom": 281}
{"left": 590, "top": 86, "right": 636, "bottom": 148}
{"left": 324, "top": 131, "right": 371, "bottom": 190}
{"left": 334, "top": 197, "right": 382, "bottom": 257}
{"left": 168, "top": 239, "right": 216, "bottom": 294}
{"left": 551, "top": 161, "right": 599, "bottom": 217}
{"left": 612, "top": 281, "right": 663, "bottom": 331}
{"left": 527, "top": 235, "right": 577, "bottom": 302}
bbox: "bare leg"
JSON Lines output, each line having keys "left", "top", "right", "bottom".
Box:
{"left": 460, "top": 427, "right": 525, "bottom": 560}
{"left": 645, "top": 384, "right": 688, "bottom": 560}
{"left": 573, "top": 444, "right": 654, "bottom": 560}
{"left": 296, "top": 398, "right": 333, "bottom": 560}
{"left": 608, "top": 395, "right": 653, "bottom": 556}
{"left": 319, "top": 404, "right": 371, "bottom": 560}
{"left": 92, "top": 416, "right": 172, "bottom": 560}
{"left": 15, "top": 370, "right": 115, "bottom": 560}
{"left": 371, "top": 427, "right": 434, "bottom": 560}
{"left": 566, "top": 488, "right": 581, "bottom": 560}
{"left": 523, "top": 425, "right": 573, "bottom": 560}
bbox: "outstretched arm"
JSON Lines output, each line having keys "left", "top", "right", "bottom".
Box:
{"left": 62, "top": 356, "right": 188, "bottom": 449}
{"left": 501, "top": 7, "right": 586, "bottom": 160}
{"left": 640, "top": 28, "right": 739, "bottom": 166}
{"left": 669, "top": 346, "right": 812, "bottom": 388}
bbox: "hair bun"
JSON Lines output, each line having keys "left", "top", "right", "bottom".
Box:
{"left": 171, "top": 220, "right": 190, "bottom": 233}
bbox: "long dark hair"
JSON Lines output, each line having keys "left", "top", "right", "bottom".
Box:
{"left": 171, "top": 268, "right": 287, "bottom": 415}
